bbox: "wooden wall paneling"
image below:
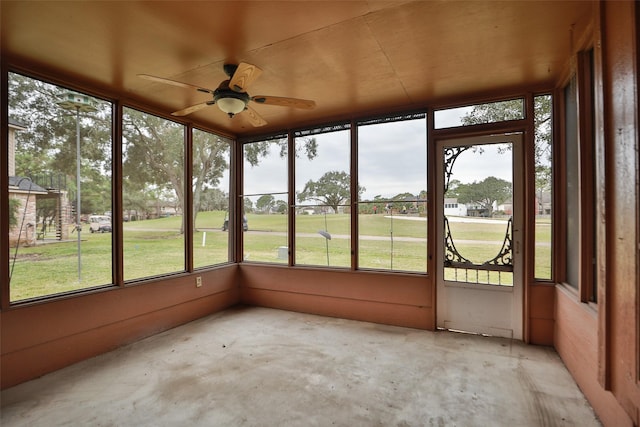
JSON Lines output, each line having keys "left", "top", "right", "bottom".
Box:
{"left": 1, "top": 291, "right": 237, "bottom": 389}
{"left": 528, "top": 284, "right": 555, "bottom": 345}
{"left": 555, "top": 286, "right": 633, "bottom": 426}
{"left": 1, "top": 266, "right": 239, "bottom": 389}
{"left": 590, "top": 0, "right": 611, "bottom": 391}
{"left": 603, "top": 0, "right": 640, "bottom": 422}
{"left": 242, "top": 289, "right": 432, "bottom": 330}
{"left": 636, "top": 0, "right": 640, "bottom": 396}
{"left": 238, "top": 265, "right": 433, "bottom": 330}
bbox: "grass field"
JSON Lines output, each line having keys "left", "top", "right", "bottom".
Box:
{"left": 8, "top": 211, "right": 552, "bottom": 301}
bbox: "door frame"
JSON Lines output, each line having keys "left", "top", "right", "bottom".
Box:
{"left": 434, "top": 132, "right": 524, "bottom": 340}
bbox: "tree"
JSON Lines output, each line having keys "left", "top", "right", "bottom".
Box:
{"left": 445, "top": 179, "right": 462, "bottom": 198}
{"left": 455, "top": 176, "right": 512, "bottom": 217}
{"left": 200, "top": 188, "right": 229, "bottom": 211}
{"left": 417, "top": 189, "right": 428, "bottom": 214}
{"left": 392, "top": 192, "right": 415, "bottom": 201}
{"left": 256, "top": 194, "right": 276, "bottom": 213}
{"left": 191, "top": 130, "right": 230, "bottom": 227}
{"left": 297, "top": 171, "right": 365, "bottom": 214}
{"left": 122, "top": 109, "right": 186, "bottom": 227}
{"left": 243, "top": 198, "right": 254, "bottom": 213}
{"left": 461, "top": 96, "right": 552, "bottom": 197}
{"left": 244, "top": 138, "right": 317, "bottom": 167}
{"left": 461, "top": 99, "right": 525, "bottom": 126}
{"left": 275, "top": 200, "right": 287, "bottom": 214}
{"left": 9, "top": 73, "right": 113, "bottom": 219}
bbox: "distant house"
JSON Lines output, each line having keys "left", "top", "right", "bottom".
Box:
{"left": 8, "top": 175, "right": 48, "bottom": 246}
{"left": 497, "top": 199, "right": 513, "bottom": 215}
{"left": 443, "top": 198, "right": 467, "bottom": 217}
{"left": 535, "top": 191, "right": 552, "bottom": 215}
{"left": 8, "top": 118, "right": 73, "bottom": 246}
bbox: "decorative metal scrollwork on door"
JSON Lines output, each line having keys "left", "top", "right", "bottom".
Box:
{"left": 443, "top": 145, "right": 471, "bottom": 193}
{"left": 443, "top": 216, "right": 513, "bottom": 272}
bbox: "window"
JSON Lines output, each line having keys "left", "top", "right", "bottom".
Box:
{"left": 122, "top": 108, "right": 185, "bottom": 280}
{"left": 564, "top": 76, "right": 580, "bottom": 289}
{"left": 563, "top": 49, "right": 597, "bottom": 302}
{"left": 243, "top": 136, "right": 288, "bottom": 263}
{"left": 357, "top": 115, "right": 427, "bottom": 272}
{"left": 192, "top": 129, "right": 232, "bottom": 268}
{"left": 534, "top": 94, "right": 553, "bottom": 280}
{"left": 434, "top": 98, "right": 525, "bottom": 129}
{"left": 294, "top": 126, "right": 351, "bottom": 268}
{"left": 8, "top": 73, "right": 113, "bottom": 301}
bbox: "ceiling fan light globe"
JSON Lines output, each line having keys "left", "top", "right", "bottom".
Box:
{"left": 217, "top": 97, "right": 246, "bottom": 115}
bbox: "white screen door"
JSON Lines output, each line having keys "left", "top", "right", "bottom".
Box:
{"left": 436, "top": 133, "right": 523, "bottom": 339}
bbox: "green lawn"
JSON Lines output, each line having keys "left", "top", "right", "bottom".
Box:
{"left": 8, "top": 211, "right": 552, "bottom": 301}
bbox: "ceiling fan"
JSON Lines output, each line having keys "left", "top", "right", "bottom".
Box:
{"left": 138, "top": 62, "right": 316, "bottom": 127}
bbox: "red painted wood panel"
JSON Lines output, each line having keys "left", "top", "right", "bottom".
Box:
{"left": 1, "top": 267, "right": 238, "bottom": 389}
{"left": 239, "top": 264, "right": 432, "bottom": 307}
{"left": 243, "top": 288, "right": 433, "bottom": 330}
{"left": 601, "top": 1, "right": 640, "bottom": 423}
{"left": 238, "top": 265, "right": 434, "bottom": 330}
{"left": 2, "top": 291, "right": 238, "bottom": 389}
{"left": 555, "top": 286, "right": 632, "bottom": 426}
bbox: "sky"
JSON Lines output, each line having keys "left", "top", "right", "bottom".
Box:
{"left": 229, "top": 108, "right": 513, "bottom": 204}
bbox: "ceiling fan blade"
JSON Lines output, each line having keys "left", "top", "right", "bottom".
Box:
{"left": 244, "top": 106, "right": 268, "bottom": 127}
{"left": 251, "top": 95, "right": 316, "bottom": 109}
{"left": 229, "top": 62, "right": 263, "bottom": 92}
{"left": 171, "top": 102, "right": 212, "bottom": 117}
{"left": 138, "top": 74, "right": 214, "bottom": 94}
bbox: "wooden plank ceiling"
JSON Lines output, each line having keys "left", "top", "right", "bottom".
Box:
{"left": 1, "top": 1, "right": 592, "bottom": 137}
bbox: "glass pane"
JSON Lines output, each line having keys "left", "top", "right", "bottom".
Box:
{"left": 564, "top": 77, "right": 580, "bottom": 288}
{"left": 434, "top": 98, "right": 525, "bottom": 129}
{"left": 295, "top": 129, "right": 350, "bottom": 268}
{"left": 192, "top": 129, "right": 231, "bottom": 268}
{"left": 358, "top": 117, "right": 427, "bottom": 272}
{"left": 443, "top": 143, "right": 513, "bottom": 286}
{"left": 122, "top": 108, "right": 185, "bottom": 280}
{"left": 243, "top": 139, "right": 288, "bottom": 263}
{"left": 8, "top": 73, "right": 113, "bottom": 301}
{"left": 534, "top": 95, "right": 553, "bottom": 280}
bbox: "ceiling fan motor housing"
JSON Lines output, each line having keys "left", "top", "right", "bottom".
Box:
{"left": 213, "top": 81, "right": 251, "bottom": 117}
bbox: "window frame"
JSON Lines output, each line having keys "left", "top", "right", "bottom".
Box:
{"left": 557, "top": 48, "right": 599, "bottom": 305}
{"left": 355, "top": 113, "right": 428, "bottom": 274}
{"left": 191, "top": 126, "right": 233, "bottom": 270}
{"left": 240, "top": 134, "right": 290, "bottom": 265}
{"left": 292, "top": 124, "right": 352, "bottom": 269}
{"left": 1, "top": 63, "right": 561, "bottom": 308}
{"left": 121, "top": 105, "right": 188, "bottom": 282}
{"left": 6, "top": 70, "right": 117, "bottom": 303}
{"left": 1, "top": 65, "right": 239, "bottom": 309}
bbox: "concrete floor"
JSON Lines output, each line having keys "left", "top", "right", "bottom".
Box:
{"left": 2, "top": 306, "right": 600, "bottom": 426}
